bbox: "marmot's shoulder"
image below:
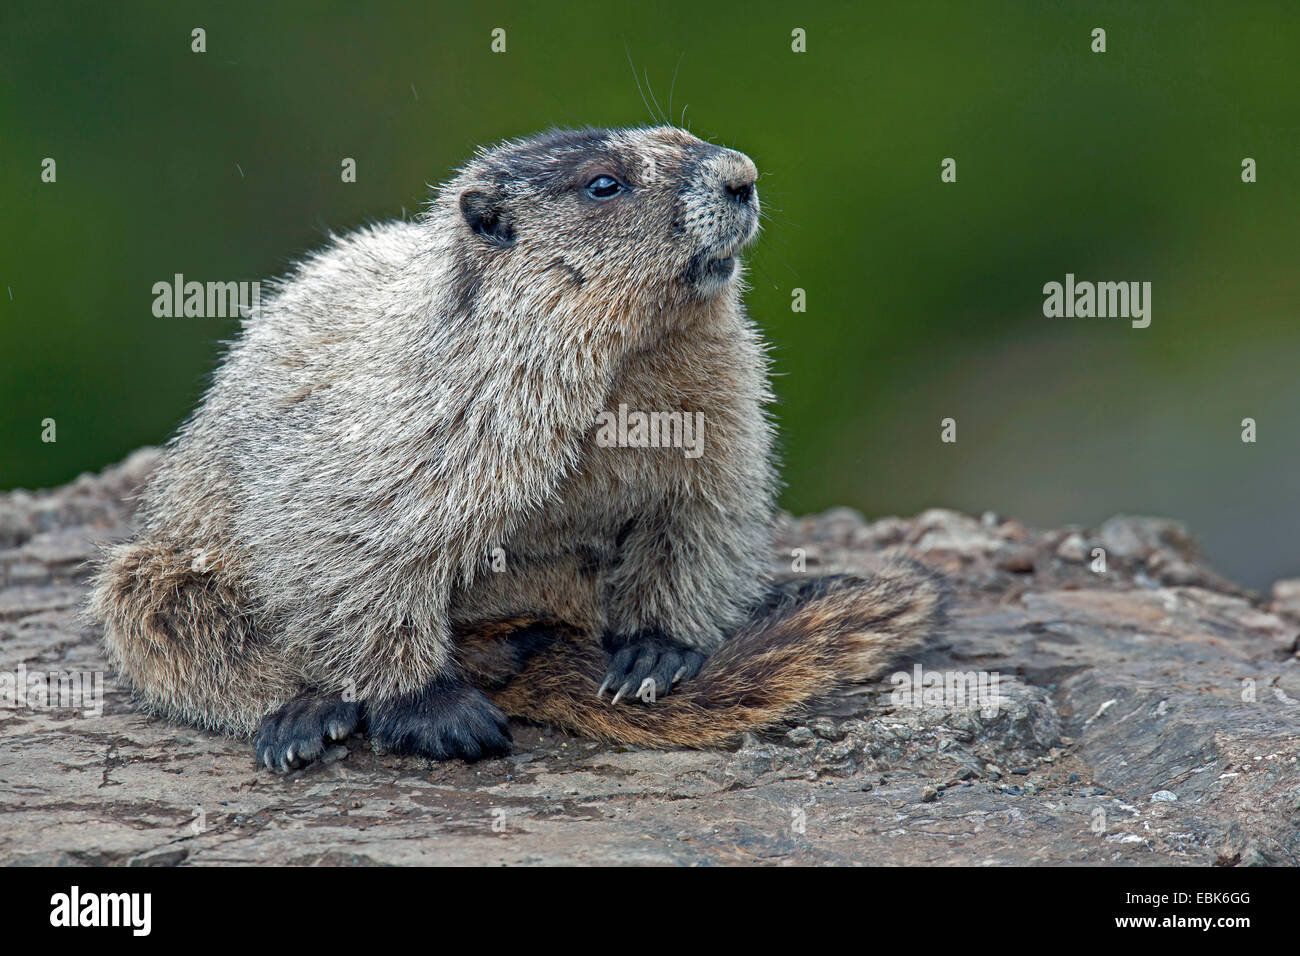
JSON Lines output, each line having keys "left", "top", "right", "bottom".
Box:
{"left": 260, "top": 219, "right": 433, "bottom": 322}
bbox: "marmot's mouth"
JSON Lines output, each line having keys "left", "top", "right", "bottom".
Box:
{"left": 686, "top": 223, "right": 755, "bottom": 293}
{"left": 707, "top": 254, "right": 737, "bottom": 278}
{"left": 706, "top": 236, "right": 747, "bottom": 277}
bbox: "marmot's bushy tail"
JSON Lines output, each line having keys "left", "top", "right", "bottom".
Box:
{"left": 483, "top": 566, "right": 945, "bottom": 749}
{"left": 87, "top": 538, "right": 302, "bottom": 737}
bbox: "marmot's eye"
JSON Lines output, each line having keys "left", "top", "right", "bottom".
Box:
{"left": 586, "top": 175, "right": 622, "bottom": 199}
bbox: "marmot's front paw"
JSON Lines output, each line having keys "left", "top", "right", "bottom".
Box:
{"left": 365, "top": 679, "right": 512, "bottom": 762}
{"left": 255, "top": 693, "right": 361, "bottom": 772}
{"left": 599, "top": 631, "right": 705, "bottom": 704}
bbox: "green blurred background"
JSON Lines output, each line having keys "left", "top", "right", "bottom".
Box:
{"left": 2, "top": 1, "right": 1297, "bottom": 588}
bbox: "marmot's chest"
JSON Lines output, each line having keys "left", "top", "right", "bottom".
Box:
{"left": 510, "top": 319, "right": 766, "bottom": 546}
{"left": 577, "top": 339, "right": 740, "bottom": 490}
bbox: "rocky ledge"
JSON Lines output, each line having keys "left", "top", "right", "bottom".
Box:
{"left": 1, "top": 451, "right": 1297, "bottom": 866}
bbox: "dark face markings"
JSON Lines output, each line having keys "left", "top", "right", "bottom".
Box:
{"left": 487, "top": 128, "right": 617, "bottom": 198}
{"left": 459, "top": 189, "right": 515, "bottom": 246}
{"left": 453, "top": 129, "right": 746, "bottom": 300}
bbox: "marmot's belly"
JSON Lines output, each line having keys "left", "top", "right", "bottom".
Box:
{"left": 448, "top": 544, "right": 608, "bottom": 636}
{"left": 446, "top": 426, "right": 702, "bottom": 636}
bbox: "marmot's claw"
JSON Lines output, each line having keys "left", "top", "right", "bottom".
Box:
{"left": 601, "top": 635, "right": 705, "bottom": 705}
{"left": 365, "top": 679, "right": 512, "bottom": 762}
{"left": 255, "top": 693, "right": 361, "bottom": 773}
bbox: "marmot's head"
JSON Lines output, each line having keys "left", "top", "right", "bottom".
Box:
{"left": 439, "top": 126, "right": 760, "bottom": 324}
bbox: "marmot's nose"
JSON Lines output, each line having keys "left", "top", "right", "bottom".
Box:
{"left": 717, "top": 150, "right": 758, "bottom": 206}
{"left": 726, "top": 179, "right": 754, "bottom": 204}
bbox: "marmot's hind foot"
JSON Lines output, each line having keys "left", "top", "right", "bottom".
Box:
{"left": 599, "top": 631, "right": 705, "bottom": 705}
{"left": 255, "top": 693, "right": 361, "bottom": 772}
{"left": 365, "top": 678, "right": 512, "bottom": 762}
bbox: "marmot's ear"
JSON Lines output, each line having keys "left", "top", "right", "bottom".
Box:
{"left": 459, "top": 189, "right": 515, "bottom": 247}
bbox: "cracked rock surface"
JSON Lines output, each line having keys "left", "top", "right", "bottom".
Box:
{"left": 1, "top": 452, "right": 1297, "bottom": 865}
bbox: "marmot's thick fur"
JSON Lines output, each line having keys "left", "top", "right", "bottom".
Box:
{"left": 89, "top": 126, "right": 943, "bottom": 770}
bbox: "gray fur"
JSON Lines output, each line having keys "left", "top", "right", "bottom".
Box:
{"left": 89, "top": 126, "right": 776, "bottom": 737}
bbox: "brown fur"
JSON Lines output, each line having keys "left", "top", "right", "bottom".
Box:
{"left": 89, "top": 540, "right": 302, "bottom": 736}
{"left": 474, "top": 566, "right": 944, "bottom": 748}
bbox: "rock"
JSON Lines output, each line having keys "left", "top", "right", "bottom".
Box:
{"left": 809, "top": 717, "right": 843, "bottom": 741}
{"left": 1, "top": 452, "right": 1297, "bottom": 865}
{"left": 784, "top": 726, "right": 816, "bottom": 747}
{"left": 911, "top": 508, "right": 1003, "bottom": 556}
{"left": 995, "top": 547, "right": 1035, "bottom": 574}
{"left": 128, "top": 845, "right": 189, "bottom": 867}
{"left": 1272, "top": 579, "right": 1300, "bottom": 620}
{"left": 1097, "top": 515, "right": 1195, "bottom": 562}
{"left": 1056, "top": 532, "right": 1089, "bottom": 563}
{"left": 1146, "top": 550, "right": 1209, "bottom": 587}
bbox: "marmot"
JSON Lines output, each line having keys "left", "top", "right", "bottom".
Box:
{"left": 89, "top": 126, "right": 943, "bottom": 770}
